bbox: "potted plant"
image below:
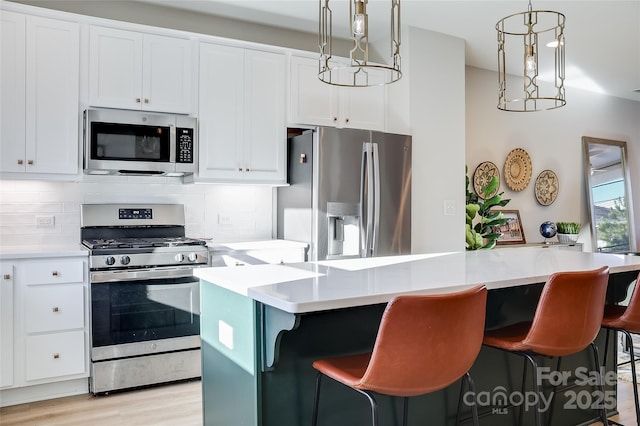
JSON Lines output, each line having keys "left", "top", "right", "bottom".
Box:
{"left": 556, "top": 222, "right": 580, "bottom": 243}
{"left": 465, "top": 166, "right": 511, "bottom": 250}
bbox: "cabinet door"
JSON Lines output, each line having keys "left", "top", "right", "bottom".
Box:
{"left": 25, "top": 16, "right": 80, "bottom": 174}
{"left": 289, "top": 55, "right": 336, "bottom": 127}
{"left": 143, "top": 34, "right": 192, "bottom": 113}
{"left": 198, "top": 43, "right": 244, "bottom": 180}
{"left": 89, "top": 26, "right": 143, "bottom": 110}
{"left": 0, "top": 11, "right": 26, "bottom": 173}
{"left": 243, "top": 49, "right": 286, "bottom": 182}
{"left": 339, "top": 77, "right": 386, "bottom": 131}
{"left": 0, "top": 264, "right": 14, "bottom": 388}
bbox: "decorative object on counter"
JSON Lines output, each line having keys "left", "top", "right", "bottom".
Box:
{"left": 491, "top": 209, "right": 527, "bottom": 245}
{"left": 465, "top": 166, "right": 511, "bottom": 250}
{"left": 473, "top": 161, "right": 500, "bottom": 199}
{"left": 496, "top": 0, "right": 566, "bottom": 112}
{"left": 504, "top": 148, "right": 532, "bottom": 191}
{"left": 534, "top": 169, "right": 559, "bottom": 206}
{"left": 539, "top": 221, "right": 557, "bottom": 243}
{"left": 318, "top": 0, "right": 401, "bottom": 87}
{"left": 556, "top": 221, "right": 580, "bottom": 243}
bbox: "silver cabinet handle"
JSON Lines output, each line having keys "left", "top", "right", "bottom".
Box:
{"left": 144, "top": 98, "right": 149, "bottom": 104}
{"left": 17, "top": 159, "right": 24, "bottom": 165}
{"left": 52, "top": 307, "right": 60, "bottom": 313}
{"left": 3, "top": 274, "right": 10, "bottom": 280}
{"left": 27, "top": 160, "right": 34, "bottom": 165}
{"left": 52, "top": 271, "right": 59, "bottom": 277}
{"left": 136, "top": 98, "right": 141, "bottom": 103}
{"left": 53, "top": 353, "right": 60, "bottom": 359}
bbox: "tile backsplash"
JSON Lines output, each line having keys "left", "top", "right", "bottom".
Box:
{"left": 0, "top": 179, "right": 274, "bottom": 246}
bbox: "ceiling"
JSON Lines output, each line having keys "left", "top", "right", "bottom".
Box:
{"left": 138, "top": 0, "right": 640, "bottom": 103}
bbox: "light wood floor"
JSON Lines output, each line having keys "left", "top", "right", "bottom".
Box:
{"left": 0, "top": 379, "right": 637, "bottom": 425}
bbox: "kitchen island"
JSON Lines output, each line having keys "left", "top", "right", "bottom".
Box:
{"left": 195, "top": 248, "right": 640, "bottom": 426}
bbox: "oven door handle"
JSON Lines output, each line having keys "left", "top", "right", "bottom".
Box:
{"left": 90, "top": 267, "right": 199, "bottom": 283}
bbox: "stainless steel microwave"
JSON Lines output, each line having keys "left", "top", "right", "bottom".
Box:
{"left": 83, "top": 108, "right": 197, "bottom": 176}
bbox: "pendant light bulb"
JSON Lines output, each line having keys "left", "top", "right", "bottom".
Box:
{"left": 525, "top": 45, "right": 536, "bottom": 73}
{"left": 352, "top": 1, "right": 366, "bottom": 36}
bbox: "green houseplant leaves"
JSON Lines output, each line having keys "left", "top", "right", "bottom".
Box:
{"left": 465, "top": 166, "right": 511, "bottom": 250}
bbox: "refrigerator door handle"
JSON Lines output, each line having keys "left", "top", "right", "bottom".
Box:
{"left": 360, "top": 142, "right": 374, "bottom": 257}
{"left": 371, "top": 142, "right": 380, "bottom": 257}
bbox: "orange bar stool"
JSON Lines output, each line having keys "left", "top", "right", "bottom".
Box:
{"left": 601, "top": 272, "right": 640, "bottom": 426}
{"left": 311, "top": 285, "right": 488, "bottom": 426}
{"left": 483, "top": 266, "right": 610, "bottom": 426}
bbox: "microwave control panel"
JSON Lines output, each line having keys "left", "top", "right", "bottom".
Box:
{"left": 176, "top": 128, "right": 194, "bottom": 163}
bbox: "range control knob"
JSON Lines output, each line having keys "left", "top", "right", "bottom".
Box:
{"left": 174, "top": 253, "right": 185, "bottom": 262}
{"left": 105, "top": 256, "right": 116, "bottom": 266}
{"left": 188, "top": 253, "right": 198, "bottom": 262}
{"left": 120, "top": 256, "right": 131, "bottom": 265}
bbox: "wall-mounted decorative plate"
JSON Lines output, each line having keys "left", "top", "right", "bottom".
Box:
{"left": 473, "top": 161, "right": 500, "bottom": 199}
{"left": 535, "top": 169, "right": 559, "bottom": 206}
{"left": 504, "top": 148, "right": 532, "bottom": 191}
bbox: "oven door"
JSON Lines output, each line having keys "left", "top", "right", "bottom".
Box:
{"left": 90, "top": 270, "right": 200, "bottom": 361}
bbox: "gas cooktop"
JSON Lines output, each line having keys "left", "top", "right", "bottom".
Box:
{"left": 82, "top": 237, "right": 207, "bottom": 250}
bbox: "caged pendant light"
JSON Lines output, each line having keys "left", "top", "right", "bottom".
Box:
{"left": 319, "top": 0, "right": 402, "bottom": 87}
{"left": 496, "top": 0, "right": 566, "bottom": 111}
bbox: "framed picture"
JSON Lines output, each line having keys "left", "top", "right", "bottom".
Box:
{"left": 491, "top": 209, "right": 526, "bottom": 245}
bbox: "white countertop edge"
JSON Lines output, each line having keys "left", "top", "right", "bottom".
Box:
{"left": 207, "top": 239, "right": 308, "bottom": 252}
{"left": 199, "top": 250, "right": 640, "bottom": 314}
{"left": 0, "top": 244, "right": 88, "bottom": 259}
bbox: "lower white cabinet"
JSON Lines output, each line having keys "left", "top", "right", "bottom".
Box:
{"left": 0, "top": 256, "right": 88, "bottom": 400}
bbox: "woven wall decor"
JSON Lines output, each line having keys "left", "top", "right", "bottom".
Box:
{"left": 504, "top": 148, "right": 532, "bottom": 191}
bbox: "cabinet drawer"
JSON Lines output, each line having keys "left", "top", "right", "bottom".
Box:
{"left": 25, "top": 330, "right": 85, "bottom": 381}
{"left": 25, "top": 284, "right": 84, "bottom": 333}
{"left": 20, "top": 260, "right": 84, "bottom": 285}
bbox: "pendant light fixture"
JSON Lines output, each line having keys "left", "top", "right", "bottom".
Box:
{"left": 496, "top": 0, "right": 566, "bottom": 111}
{"left": 319, "top": 0, "right": 401, "bottom": 87}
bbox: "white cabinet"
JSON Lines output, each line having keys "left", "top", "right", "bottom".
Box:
{"left": 89, "top": 26, "right": 192, "bottom": 114}
{"left": 1, "top": 265, "right": 14, "bottom": 388}
{"left": 289, "top": 55, "right": 386, "bottom": 131}
{"left": 0, "top": 257, "right": 88, "bottom": 392}
{"left": 0, "top": 12, "right": 79, "bottom": 176}
{"left": 197, "top": 43, "right": 286, "bottom": 183}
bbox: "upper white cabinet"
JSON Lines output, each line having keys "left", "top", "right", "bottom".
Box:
{"left": 289, "top": 55, "right": 386, "bottom": 131}
{"left": 197, "top": 42, "right": 286, "bottom": 184}
{"left": 0, "top": 12, "right": 79, "bottom": 175}
{"left": 89, "top": 26, "right": 192, "bottom": 114}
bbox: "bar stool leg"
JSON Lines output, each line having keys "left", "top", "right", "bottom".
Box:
{"left": 621, "top": 330, "right": 640, "bottom": 425}
{"left": 312, "top": 373, "right": 323, "bottom": 426}
{"left": 523, "top": 353, "right": 543, "bottom": 426}
{"left": 590, "top": 342, "right": 610, "bottom": 426}
{"left": 455, "top": 372, "right": 479, "bottom": 426}
{"left": 402, "top": 397, "right": 409, "bottom": 426}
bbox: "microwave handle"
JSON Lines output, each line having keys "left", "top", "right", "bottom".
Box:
{"left": 169, "top": 124, "right": 176, "bottom": 163}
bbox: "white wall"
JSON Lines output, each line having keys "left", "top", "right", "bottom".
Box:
{"left": 465, "top": 66, "right": 640, "bottom": 251}
{"left": 0, "top": 179, "right": 273, "bottom": 246}
{"left": 407, "top": 27, "right": 466, "bottom": 254}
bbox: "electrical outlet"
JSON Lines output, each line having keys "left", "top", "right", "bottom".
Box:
{"left": 35, "top": 215, "right": 55, "bottom": 228}
{"left": 444, "top": 200, "right": 456, "bottom": 216}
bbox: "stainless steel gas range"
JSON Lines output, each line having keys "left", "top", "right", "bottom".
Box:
{"left": 80, "top": 204, "right": 209, "bottom": 394}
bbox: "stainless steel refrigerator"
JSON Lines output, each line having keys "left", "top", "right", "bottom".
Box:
{"left": 277, "top": 127, "right": 411, "bottom": 261}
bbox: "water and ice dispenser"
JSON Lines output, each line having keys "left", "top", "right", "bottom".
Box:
{"left": 327, "top": 202, "right": 360, "bottom": 258}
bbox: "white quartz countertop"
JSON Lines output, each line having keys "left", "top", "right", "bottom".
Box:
{"left": 0, "top": 243, "right": 88, "bottom": 259}
{"left": 207, "top": 239, "right": 308, "bottom": 251}
{"left": 194, "top": 248, "right": 640, "bottom": 314}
